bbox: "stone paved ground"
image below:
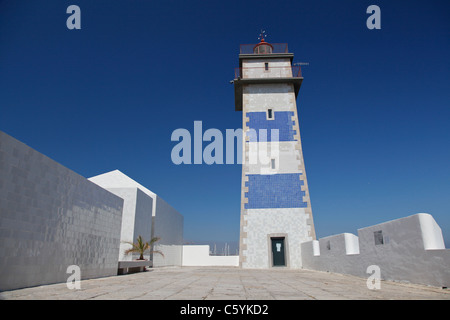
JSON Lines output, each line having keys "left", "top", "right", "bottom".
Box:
{"left": 1, "top": 266, "right": 449, "bottom": 300}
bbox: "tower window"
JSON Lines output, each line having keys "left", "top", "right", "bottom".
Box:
{"left": 267, "top": 108, "right": 273, "bottom": 119}
{"left": 271, "top": 158, "right": 276, "bottom": 170}
{"left": 264, "top": 62, "right": 269, "bottom": 70}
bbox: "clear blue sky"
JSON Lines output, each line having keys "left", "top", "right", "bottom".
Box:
{"left": 1, "top": 0, "right": 449, "bottom": 248}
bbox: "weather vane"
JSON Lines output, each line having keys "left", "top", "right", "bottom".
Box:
{"left": 257, "top": 29, "right": 268, "bottom": 42}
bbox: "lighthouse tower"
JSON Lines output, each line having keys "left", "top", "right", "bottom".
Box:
{"left": 233, "top": 35, "right": 316, "bottom": 268}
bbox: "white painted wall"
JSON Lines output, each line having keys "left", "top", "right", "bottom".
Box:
{"left": 182, "top": 245, "right": 239, "bottom": 267}
{"left": 417, "top": 213, "right": 445, "bottom": 250}
{"left": 152, "top": 196, "right": 183, "bottom": 267}
{"left": 88, "top": 169, "right": 157, "bottom": 218}
{"left": 104, "top": 188, "right": 139, "bottom": 261}
{"left": 301, "top": 213, "right": 450, "bottom": 287}
{"left": 133, "top": 189, "right": 154, "bottom": 257}
{"left": 89, "top": 170, "right": 183, "bottom": 267}
{"left": 98, "top": 187, "right": 153, "bottom": 261}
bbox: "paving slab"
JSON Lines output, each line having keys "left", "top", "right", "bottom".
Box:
{"left": 1, "top": 266, "right": 449, "bottom": 300}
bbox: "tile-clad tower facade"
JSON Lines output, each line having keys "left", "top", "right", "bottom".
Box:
{"left": 233, "top": 39, "right": 316, "bottom": 268}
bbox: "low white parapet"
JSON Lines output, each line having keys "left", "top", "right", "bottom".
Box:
{"left": 301, "top": 213, "right": 450, "bottom": 288}
{"left": 312, "top": 240, "right": 320, "bottom": 256}
{"left": 182, "top": 245, "right": 239, "bottom": 267}
{"left": 317, "top": 233, "right": 360, "bottom": 256}
{"left": 344, "top": 233, "right": 360, "bottom": 255}
{"left": 417, "top": 213, "right": 446, "bottom": 250}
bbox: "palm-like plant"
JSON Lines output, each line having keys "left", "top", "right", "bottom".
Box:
{"left": 123, "top": 235, "right": 164, "bottom": 260}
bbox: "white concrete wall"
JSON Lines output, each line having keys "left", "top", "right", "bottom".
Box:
{"left": 133, "top": 189, "right": 154, "bottom": 258}
{"left": 99, "top": 187, "right": 153, "bottom": 261}
{"left": 89, "top": 170, "right": 183, "bottom": 267}
{"left": 0, "top": 131, "right": 124, "bottom": 291}
{"left": 301, "top": 213, "right": 450, "bottom": 287}
{"left": 152, "top": 196, "right": 183, "bottom": 267}
{"left": 182, "top": 246, "right": 239, "bottom": 267}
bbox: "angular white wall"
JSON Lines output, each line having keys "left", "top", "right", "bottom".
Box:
{"left": 152, "top": 196, "right": 184, "bottom": 267}
{"left": 94, "top": 187, "right": 153, "bottom": 261}
{"left": 89, "top": 170, "right": 183, "bottom": 267}
{"left": 301, "top": 213, "right": 450, "bottom": 287}
{"left": 0, "top": 131, "right": 124, "bottom": 291}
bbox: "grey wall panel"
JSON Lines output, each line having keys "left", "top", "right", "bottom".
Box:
{"left": 0, "top": 131, "right": 123, "bottom": 291}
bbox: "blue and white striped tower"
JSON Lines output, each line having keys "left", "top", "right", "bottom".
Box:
{"left": 233, "top": 37, "right": 316, "bottom": 268}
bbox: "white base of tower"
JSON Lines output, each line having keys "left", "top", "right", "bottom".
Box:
{"left": 241, "top": 208, "right": 312, "bottom": 268}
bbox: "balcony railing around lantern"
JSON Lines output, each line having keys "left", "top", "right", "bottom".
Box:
{"left": 240, "top": 43, "right": 289, "bottom": 55}
{"left": 234, "top": 65, "right": 302, "bottom": 80}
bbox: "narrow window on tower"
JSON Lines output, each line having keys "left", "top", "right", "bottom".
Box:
{"left": 267, "top": 108, "right": 273, "bottom": 120}
{"left": 270, "top": 158, "right": 276, "bottom": 170}
{"left": 264, "top": 62, "right": 269, "bottom": 71}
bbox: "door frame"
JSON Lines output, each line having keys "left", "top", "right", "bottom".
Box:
{"left": 267, "top": 233, "right": 289, "bottom": 268}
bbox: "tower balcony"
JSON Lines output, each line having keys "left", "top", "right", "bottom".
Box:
{"left": 234, "top": 65, "right": 302, "bottom": 80}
